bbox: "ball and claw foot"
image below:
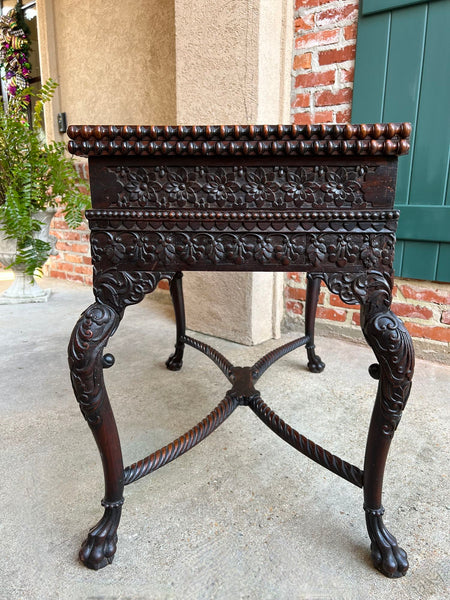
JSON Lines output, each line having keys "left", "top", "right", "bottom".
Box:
{"left": 306, "top": 347, "right": 325, "bottom": 373}
{"left": 79, "top": 505, "right": 122, "bottom": 570}
{"left": 365, "top": 511, "right": 409, "bottom": 578}
{"left": 165, "top": 345, "right": 184, "bottom": 371}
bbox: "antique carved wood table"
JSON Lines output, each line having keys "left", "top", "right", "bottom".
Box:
{"left": 67, "top": 123, "right": 414, "bottom": 577}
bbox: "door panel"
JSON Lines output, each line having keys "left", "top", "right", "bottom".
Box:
{"left": 353, "top": 0, "right": 450, "bottom": 282}
{"left": 382, "top": 4, "right": 427, "bottom": 206}
{"left": 362, "top": 0, "right": 436, "bottom": 16}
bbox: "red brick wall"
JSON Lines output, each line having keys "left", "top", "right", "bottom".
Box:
{"left": 45, "top": 211, "right": 92, "bottom": 286}
{"left": 292, "top": 0, "right": 358, "bottom": 125}
{"left": 44, "top": 161, "right": 93, "bottom": 286}
{"left": 286, "top": 273, "right": 450, "bottom": 346}
{"left": 288, "top": 0, "right": 450, "bottom": 358}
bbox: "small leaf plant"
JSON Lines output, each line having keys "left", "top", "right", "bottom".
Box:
{"left": 0, "top": 79, "right": 90, "bottom": 277}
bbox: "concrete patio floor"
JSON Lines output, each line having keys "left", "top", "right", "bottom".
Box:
{"left": 0, "top": 277, "right": 449, "bottom": 600}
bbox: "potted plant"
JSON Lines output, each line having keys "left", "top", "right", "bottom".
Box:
{"left": 0, "top": 79, "right": 89, "bottom": 302}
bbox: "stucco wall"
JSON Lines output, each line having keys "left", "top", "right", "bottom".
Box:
{"left": 175, "top": 0, "right": 259, "bottom": 124}
{"left": 174, "top": 0, "right": 292, "bottom": 344}
{"left": 175, "top": 0, "right": 292, "bottom": 126}
{"left": 39, "top": 0, "right": 176, "bottom": 129}
{"left": 42, "top": 0, "right": 291, "bottom": 345}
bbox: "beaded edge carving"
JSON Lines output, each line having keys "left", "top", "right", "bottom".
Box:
{"left": 67, "top": 123, "right": 411, "bottom": 157}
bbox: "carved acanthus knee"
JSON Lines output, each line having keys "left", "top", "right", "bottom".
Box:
{"left": 359, "top": 272, "right": 414, "bottom": 437}
{"left": 93, "top": 269, "right": 175, "bottom": 315}
{"left": 68, "top": 303, "right": 121, "bottom": 426}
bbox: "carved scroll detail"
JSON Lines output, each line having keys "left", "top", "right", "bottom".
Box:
{"left": 360, "top": 272, "right": 414, "bottom": 437}
{"left": 68, "top": 303, "right": 120, "bottom": 427}
{"left": 321, "top": 263, "right": 395, "bottom": 307}
{"left": 320, "top": 270, "right": 414, "bottom": 436}
{"left": 94, "top": 270, "right": 174, "bottom": 314}
{"left": 321, "top": 272, "right": 369, "bottom": 305}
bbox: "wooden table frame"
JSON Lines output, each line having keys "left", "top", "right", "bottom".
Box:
{"left": 68, "top": 123, "right": 414, "bottom": 577}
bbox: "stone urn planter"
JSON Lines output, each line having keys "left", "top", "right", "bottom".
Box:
{"left": 0, "top": 208, "right": 58, "bottom": 303}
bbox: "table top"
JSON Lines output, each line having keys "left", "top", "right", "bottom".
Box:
{"left": 69, "top": 123, "right": 410, "bottom": 276}
{"left": 67, "top": 122, "right": 411, "bottom": 158}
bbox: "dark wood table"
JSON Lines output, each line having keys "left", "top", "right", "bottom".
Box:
{"left": 68, "top": 123, "right": 414, "bottom": 577}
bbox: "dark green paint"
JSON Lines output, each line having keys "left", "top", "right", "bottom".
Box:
{"left": 436, "top": 244, "right": 450, "bottom": 282}
{"left": 362, "top": 0, "right": 437, "bottom": 15}
{"left": 352, "top": 12, "right": 390, "bottom": 122}
{"left": 382, "top": 4, "right": 427, "bottom": 206}
{"left": 401, "top": 241, "right": 439, "bottom": 280}
{"left": 393, "top": 240, "right": 404, "bottom": 274}
{"left": 397, "top": 206, "right": 450, "bottom": 242}
{"left": 408, "top": 2, "right": 450, "bottom": 208}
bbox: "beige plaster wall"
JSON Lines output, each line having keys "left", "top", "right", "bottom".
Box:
{"left": 258, "top": 0, "right": 293, "bottom": 124}
{"left": 175, "top": 0, "right": 260, "bottom": 124}
{"left": 38, "top": 0, "right": 176, "bottom": 135}
{"left": 36, "top": 0, "right": 292, "bottom": 345}
{"left": 175, "top": 0, "right": 293, "bottom": 344}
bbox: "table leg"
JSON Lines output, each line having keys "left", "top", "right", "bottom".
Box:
{"left": 166, "top": 271, "right": 185, "bottom": 371}
{"left": 68, "top": 303, "right": 124, "bottom": 570}
{"left": 305, "top": 273, "right": 325, "bottom": 373}
{"left": 360, "top": 273, "right": 414, "bottom": 577}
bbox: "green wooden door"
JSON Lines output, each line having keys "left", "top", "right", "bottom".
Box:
{"left": 352, "top": 0, "right": 450, "bottom": 282}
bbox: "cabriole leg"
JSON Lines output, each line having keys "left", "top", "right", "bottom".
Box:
{"left": 360, "top": 277, "right": 414, "bottom": 577}
{"left": 305, "top": 273, "right": 325, "bottom": 373}
{"left": 68, "top": 303, "right": 124, "bottom": 570}
{"left": 166, "top": 271, "right": 186, "bottom": 371}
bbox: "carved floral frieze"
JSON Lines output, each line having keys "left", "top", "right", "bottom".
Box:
{"left": 109, "top": 165, "right": 378, "bottom": 211}
{"left": 91, "top": 231, "right": 395, "bottom": 270}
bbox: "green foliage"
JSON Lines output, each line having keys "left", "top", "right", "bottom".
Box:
{"left": 13, "top": 1, "right": 31, "bottom": 41}
{"left": 0, "top": 79, "right": 90, "bottom": 276}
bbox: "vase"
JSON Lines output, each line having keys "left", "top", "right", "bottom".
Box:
{"left": 0, "top": 208, "right": 58, "bottom": 304}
